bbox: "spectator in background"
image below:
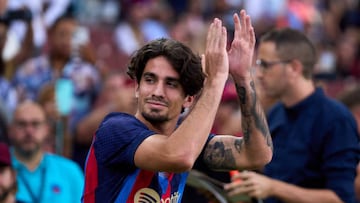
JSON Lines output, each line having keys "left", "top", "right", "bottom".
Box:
{"left": 170, "top": 1, "right": 207, "bottom": 54}
{"left": 11, "top": 14, "right": 101, "bottom": 159}
{"left": 338, "top": 84, "right": 360, "bottom": 135}
{"left": 211, "top": 80, "right": 242, "bottom": 136}
{"left": 37, "top": 83, "right": 58, "bottom": 154}
{"left": 0, "top": 0, "right": 34, "bottom": 80}
{"left": 0, "top": 142, "right": 19, "bottom": 203}
{"left": 74, "top": 71, "right": 137, "bottom": 169}
{"left": 6, "top": 0, "right": 72, "bottom": 53}
{"left": 114, "top": 0, "right": 169, "bottom": 57}
{"left": 8, "top": 101, "right": 84, "bottom": 203}
{"left": 0, "top": 17, "right": 17, "bottom": 123}
{"left": 0, "top": 0, "right": 24, "bottom": 123}
{"left": 12, "top": 14, "right": 99, "bottom": 102}
{"left": 225, "top": 28, "right": 359, "bottom": 203}
{"left": 337, "top": 85, "right": 360, "bottom": 202}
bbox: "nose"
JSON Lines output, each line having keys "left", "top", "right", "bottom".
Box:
{"left": 153, "top": 81, "right": 165, "bottom": 97}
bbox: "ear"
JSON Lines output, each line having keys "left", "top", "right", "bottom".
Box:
{"left": 289, "top": 59, "right": 303, "bottom": 76}
{"left": 182, "top": 95, "right": 195, "bottom": 109}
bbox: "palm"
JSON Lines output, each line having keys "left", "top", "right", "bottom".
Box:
{"left": 228, "top": 10, "right": 256, "bottom": 78}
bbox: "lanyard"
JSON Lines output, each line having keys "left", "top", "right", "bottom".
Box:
{"left": 18, "top": 164, "right": 47, "bottom": 203}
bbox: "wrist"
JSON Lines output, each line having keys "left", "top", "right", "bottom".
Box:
{"left": 204, "top": 74, "right": 228, "bottom": 88}
{"left": 268, "top": 178, "right": 281, "bottom": 197}
{"left": 230, "top": 70, "right": 253, "bottom": 81}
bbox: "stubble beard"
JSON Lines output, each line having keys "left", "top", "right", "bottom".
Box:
{"left": 142, "top": 109, "right": 169, "bottom": 124}
{"left": 16, "top": 141, "right": 41, "bottom": 160}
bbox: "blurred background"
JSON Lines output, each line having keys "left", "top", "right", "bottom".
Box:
{"left": 0, "top": 0, "right": 359, "bottom": 165}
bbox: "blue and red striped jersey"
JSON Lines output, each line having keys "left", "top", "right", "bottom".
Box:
{"left": 82, "top": 113, "right": 194, "bottom": 203}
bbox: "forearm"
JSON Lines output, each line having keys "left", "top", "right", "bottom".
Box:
{"left": 170, "top": 78, "right": 227, "bottom": 161}
{"left": 271, "top": 179, "right": 343, "bottom": 203}
{"left": 234, "top": 75, "right": 273, "bottom": 166}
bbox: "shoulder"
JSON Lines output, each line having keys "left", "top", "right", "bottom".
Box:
{"left": 16, "top": 55, "right": 49, "bottom": 73}
{"left": 13, "top": 56, "right": 50, "bottom": 79}
{"left": 318, "top": 95, "right": 355, "bottom": 123}
{"left": 95, "top": 112, "right": 152, "bottom": 142}
{"left": 44, "top": 153, "right": 83, "bottom": 173}
{"left": 99, "top": 112, "right": 143, "bottom": 129}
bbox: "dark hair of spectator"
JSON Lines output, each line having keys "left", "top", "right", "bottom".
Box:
{"left": 338, "top": 86, "right": 360, "bottom": 109}
{"left": 48, "top": 13, "right": 75, "bottom": 33}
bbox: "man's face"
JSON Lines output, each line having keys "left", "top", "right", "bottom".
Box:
{"left": 256, "top": 41, "right": 289, "bottom": 99}
{"left": 136, "top": 56, "right": 192, "bottom": 124}
{"left": 10, "top": 104, "right": 48, "bottom": 157}
{"left": 0, "top": 166, "right": 16, "bottom": 202}
{"left": 49, "top": 19, "right": 76, "bottom": 58}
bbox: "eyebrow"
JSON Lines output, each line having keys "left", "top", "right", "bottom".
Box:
{"left": 143, "top": 72, "right": 180, "bottom": 82}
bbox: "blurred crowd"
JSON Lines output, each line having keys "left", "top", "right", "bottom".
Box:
{"left": 0, "top": 0, "right": 359, "bottom": 174}
{"left": 0, "top": 0, "right": 359, "bottom": 202}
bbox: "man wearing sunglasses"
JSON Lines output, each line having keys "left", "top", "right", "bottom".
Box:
{"left": 225, "top": 28, "right": 359, "bottom": 203}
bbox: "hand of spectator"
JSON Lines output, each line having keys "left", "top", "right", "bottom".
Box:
{"left": 225, "top": 170, "right": 273, "bottom": 200}
{"left": 228, "top": 10, "right": 256, "bottom": 79}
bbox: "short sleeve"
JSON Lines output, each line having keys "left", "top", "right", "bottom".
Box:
{"left": 94, "top": 113, "right": 156, "bottom": 168}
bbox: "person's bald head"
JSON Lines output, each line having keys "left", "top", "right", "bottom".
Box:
{"left": 13, "top": 101, "right": 46, "bottom": 120}
{"left": 10, "top": 101, "right": 48, "bottom": 158}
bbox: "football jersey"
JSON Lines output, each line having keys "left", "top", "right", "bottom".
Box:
{"left": 83, "top": 113, "right": 212, "bottom": 203}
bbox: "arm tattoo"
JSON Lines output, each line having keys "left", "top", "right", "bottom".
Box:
{"left": 235, "top": 81, "right": 272, "bottom": 148}
{"left": 204, "top": 140, "right": 236, "bottom": 169}
{"left": 234, "top": 138, "right": 243, "bottom": 153}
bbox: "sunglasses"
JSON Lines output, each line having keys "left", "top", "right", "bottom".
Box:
{"left": 14, "top": 120, "right": 46, "bottom": 129}
{"left": 255, "top": 59, "right": 292, "bottom": 70}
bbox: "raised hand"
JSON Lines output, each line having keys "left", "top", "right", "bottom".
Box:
{"left": 203, "top": 18, "right": 229, "bottom": 81}
{"left": 228, "top": 10, "right": 256, "bottom": 79}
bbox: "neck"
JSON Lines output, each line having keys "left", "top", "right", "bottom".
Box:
{"left": 282, "top": 79, "right": 315, "bottom": 107}
{"left": 14, "top": 149, "right": 43, "bottom": 171}
{"left": 50, "top": 53, "right": 69, "bottom": 70}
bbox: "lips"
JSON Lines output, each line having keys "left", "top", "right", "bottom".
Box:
{"left": 146, "top": 100, "right": 167, "bottom": 107}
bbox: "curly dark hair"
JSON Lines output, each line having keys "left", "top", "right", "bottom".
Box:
{"left": 127, "top": 38, "right": 205, "bottom": 96}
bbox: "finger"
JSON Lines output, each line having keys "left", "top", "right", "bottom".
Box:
{"left": 206, "top": 18, "right": 222, "bottom": 52}
{"left": 239, "top": 170, "right": 251, "bottom": 180}
{"left": 248, "top": 21, "right": 256, "bottom": 48}
{"left": 212, "top": 18, "right": 222, "bottom": 48}
{"left": 233, "top": 13, "right": 241, "bottom": 40}
{"left": 244, "top": 13, "right": 256, "bottom": 46}
{"left": 220, "top": 26, "right": 227, "bottom": 50}
{"left": 240, "top": 10, "right": 246, "bottom": 35}
{"left": 248, "top": 189, "right": 262, "bottom": 199}
{"left": 206, "top": 19, "right": 220, "bottom": 50}
{"left": 201, "top": 54, "right": 206, "bottom": 73}
{"left": 206, "top": 21, "right": 215, "bottom": 50}
{"left": 227, "top": 183, "right": 254, "bottom": 196}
